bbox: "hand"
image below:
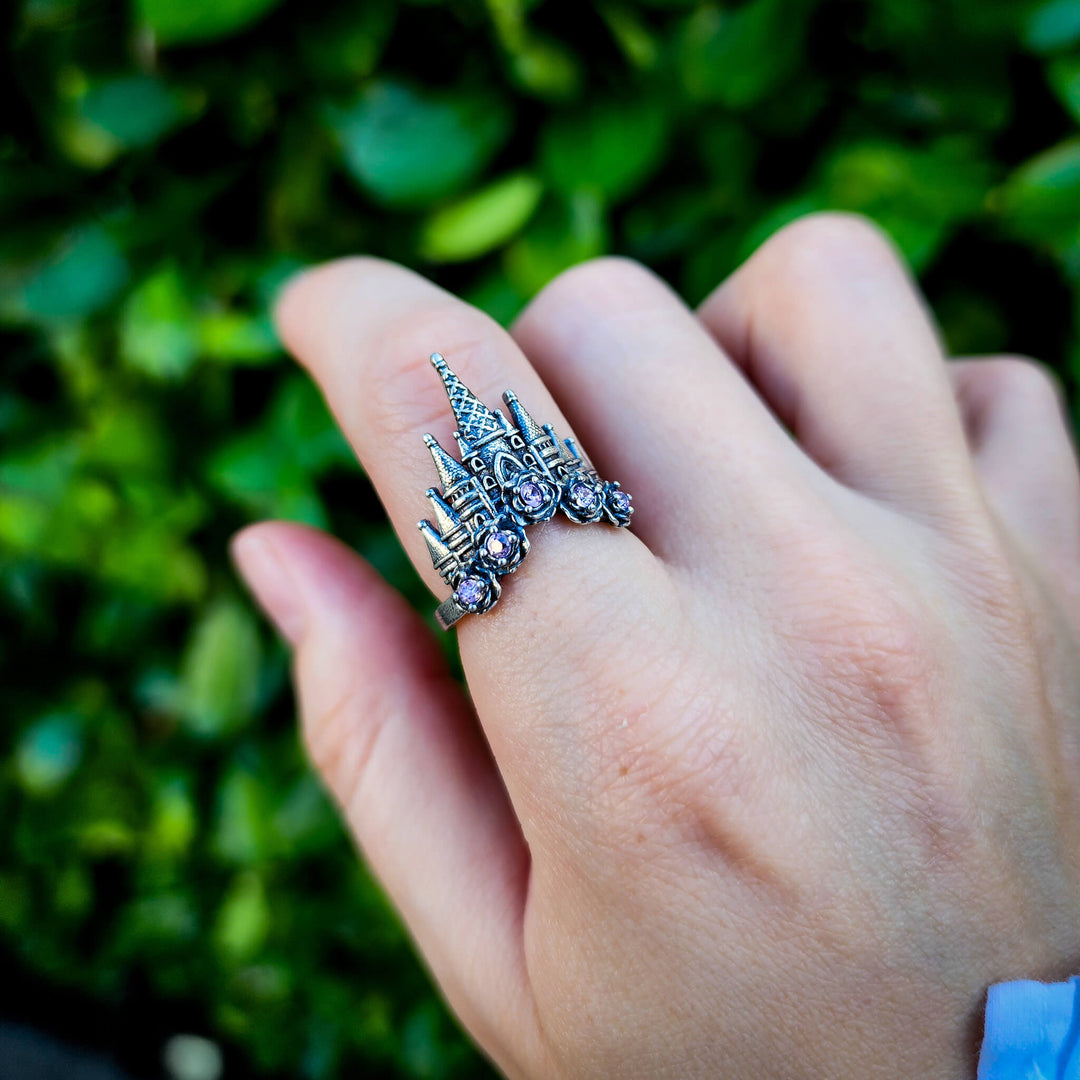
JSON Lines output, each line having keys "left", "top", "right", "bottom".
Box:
{"left": 232, "top": 213, "right": 1080, "bottom": 1079}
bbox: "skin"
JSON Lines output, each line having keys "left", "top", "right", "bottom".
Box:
{"left": 232, "top": 212, "right": 1080, "bottom": 1079}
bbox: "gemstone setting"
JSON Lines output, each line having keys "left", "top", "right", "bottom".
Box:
{"left": 518, "top": 481, "right": 544, "bottom": 510}
{"left": 456, "top": 577, "right": 486, "bottom": 607}
{"left": 485, "top": 530, "right": 516, "bottom": 561}
{"left": 570, "top": 480, "right": 598, "bottom": 510}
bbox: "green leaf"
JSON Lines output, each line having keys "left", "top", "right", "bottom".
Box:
{"left": 79, "top": 75, "right": 186, "bottom": 148}
{"left": 207, "top": 374, "right": 346, "bottom": 524}
{"left": 507, "top": 36, "right": 583, "bottom": 101}
{"left": 326, "top": 82, "right": 511, "bottom": 208}
{"left": 600, "top": 4, "right": 659, "bottom": 68}
{"left": 214, "top": 871, "right": 271, "bottom": 960}
{"left": 300, "top": 2, "right": 396, "bottom": 82}
{"left": 1025, "top": 0, "right": 1080, "bottom": 53}
{"left": 539, "top": 99, "right": 668, "bottom": 202}
{"left": 119, "top": 265, "right": 200, "bottom": 380}
{"left": 270, "top": 375, "right": 353, "bottom": 474}
{"left": 213, "top": 768, "right": 271, "bottom": 864}
{"left": 1048, "top": 56, "right": 1080, "bottom": 124}
{"left": 146, "top": 774, "right": 198, "bottom": 859}
{"left": 198, "top": 311, "right": 279, "bottom": 364}
{"left": 997, "top": 139, "right": 1080, "bottom": 249}
{"left": 76, "top": 819, "right": 137, "bottom": 856}
{"left": 817, "top": 141, "right": 990, "bottom": 270}
{"left": 623, "top": 189, "right": 717, "bottom": 263}
{"left": 98, "top": 525, "right": 207, "bottom": 602}
{"left": 15, "top": 713, "right": 83, "bottom": 796}
{"left": 136, "top": 0, "right": 286, "bottom": 45}
{"left": 462, "top": 273, "right": 529, "bottom": 325}
{"left": 418, "top": 173, "right": 543, "bottom": 263}
{"left": 4, "top": 225, "right": 128, "bottom": 322}
{"left": 178, "top": 599, "right": 262, "bottom": 738}
{"left": 504, "top": 192, "right": 608, "bottom": 295}
{"left": 679, "top": 0, "right": 808, "bottom": 107}
{"left": 0, "top": 493, "right": 51, "bottom": 549}
{"left": 271, "top": 776, "right": 340, "bottom": 856}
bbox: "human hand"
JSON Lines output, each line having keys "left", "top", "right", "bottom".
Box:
{"left": 232, "top": 213, "right": 1080, "bottom": 1079}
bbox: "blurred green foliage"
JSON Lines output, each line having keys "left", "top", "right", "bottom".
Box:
{"left": 2, "top": 0, "right": 1079, "bottom": 1076}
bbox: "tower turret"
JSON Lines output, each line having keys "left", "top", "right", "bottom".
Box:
{"left": 425, "top": 489, "right": 474, "bottom": 562}
{"left": 430, "top": 353, "right": 502, "bottom": 444}
{"left": 504, "top": 391, "right": 563, "bottom": 481}
{"left": 423, "top": 433, "right": 470, "bottom": 493}
{"left": 417, "top": 520, "right": 459, "bottom": 586}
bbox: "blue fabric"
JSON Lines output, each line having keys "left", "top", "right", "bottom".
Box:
{"left": 978, "top": 978, "right": 1080, "bottom": 1080}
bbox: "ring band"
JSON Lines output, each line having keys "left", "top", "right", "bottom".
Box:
{"left": 435, "top": 594, "right": 473, "bottom": 632}
{"left": 418, "top": 353, "right": 632, "bottom": 629}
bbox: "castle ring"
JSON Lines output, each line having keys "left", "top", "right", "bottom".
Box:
{"left": 417, "top": 353, "right": 633, "bottom": 630}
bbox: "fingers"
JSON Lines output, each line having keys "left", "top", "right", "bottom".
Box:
{"left": 230, "top": 522, "right": 535, "bottom": 1068}
{"left": 698, "top": 213, "right": 977, "bottom": 520}
{"left": 951, "top": 357, "right": 1080, "bottom": 579}
{"left": 512, "top": 257, "right": 806, "bottom": 563}
{"left": 273, "top": 257, "right": 657, "bottom": 614}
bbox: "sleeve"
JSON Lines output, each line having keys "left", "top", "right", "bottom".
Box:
{"left": 977, "top": 976, "right": 1080, "bottom": 1079}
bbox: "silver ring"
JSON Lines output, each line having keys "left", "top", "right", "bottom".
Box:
{"left": 417, "top": 353, "right": 632, "bottom": 629}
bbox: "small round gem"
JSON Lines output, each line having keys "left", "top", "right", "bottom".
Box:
{"left": 570, "top": 480, "right": 598, "bottom": 510}
{"left": 485, "top": 531, "right": 515, "bottom": 560}
{"left": 611, "top": 490, "right": 630, "bottom": 513}
{"left": 456, "top": 578, "right": 486, "bottom": 607}
{"left": 519, "top": 480, "right": 545, "bottom": 510}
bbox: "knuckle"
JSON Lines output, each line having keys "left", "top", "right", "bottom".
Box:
{"left": 572, "top": 640, "right": 756, "bottom": 830}
{"left": 771, "top": 531, "right": 944, "bottom": 742}
{"left": 762, "top": 211, "right": 902, "bottom": 280}
{"left": 801, "top": 589, "right": 939, "bottom": 743}
{"left": 527, "top": 255, "right": 662, "bottom": 318}
{"left": 580, "top": 691, "right": 769, "bottom": 882}
{"left": 978, "top": 355, "right": 1065, "bottom": 414}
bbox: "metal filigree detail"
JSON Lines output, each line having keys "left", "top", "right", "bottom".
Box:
{"left": 417, "top": 352, "right": 633, "bottom": 629}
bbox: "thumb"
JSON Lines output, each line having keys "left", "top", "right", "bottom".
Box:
{"left": 231, "top": 521, "right": 535, "bottom": 1069}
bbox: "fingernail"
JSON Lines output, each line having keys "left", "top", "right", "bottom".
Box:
{"left": 231, "top": 530, "right": 306, "bottom": 645}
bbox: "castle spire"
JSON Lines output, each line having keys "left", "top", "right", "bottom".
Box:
{"left": 503, "top": 390, "right": 547, "bottom": 445}
{"left": 425, "top": 489, "right": 462, "bottom": 538}
{"left": 430, "top": 352, "right": 501, "bottom": 444}
{"left": 561, "top": 435, "right": 583, "bottom": 464}
{"left": 423, "top": 433, "right": 470, "bottom": 491}
{"left": 417, "top": 520, "right": 455, "bottom": 573}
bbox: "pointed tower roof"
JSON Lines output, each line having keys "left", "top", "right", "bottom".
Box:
{"left": 430, "top": 352, "right": 501, "bottom": 444}
{"left": 503, "top": 390, "right": 548, "bottom": 445}
{"left": 417, "top": 520, "right": 455, "bottom": 568}
{"left": 423, "top": 433, "right": 470, "bottom": 491}
{"left": 425, "top": 489, "right": 461, "bottom": 537}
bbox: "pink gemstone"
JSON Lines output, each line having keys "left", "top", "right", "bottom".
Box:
{"left": 486, "top": 531, "right": 514, "bottom": 559}
{"left": 456, "top": 578, "right": 485, "bottom": 606}
{"left": 519, "top": 481, "right": 544, "bottom": 509}
{"left": 570, "top": 480, "right": 597, "bottom": 510}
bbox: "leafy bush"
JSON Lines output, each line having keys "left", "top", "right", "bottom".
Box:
{"left": 2, "top": 0, "right": 1078, "bottom": 1076}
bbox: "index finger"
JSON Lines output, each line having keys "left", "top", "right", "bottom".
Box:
{"left": 274, "top": 257, "right": 664, "bottom": 639}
